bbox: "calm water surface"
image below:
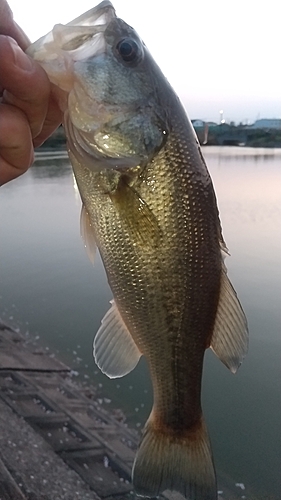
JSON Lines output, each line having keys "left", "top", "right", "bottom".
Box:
{"left": 1, "top": 146, "right": 280, "bottom": 499}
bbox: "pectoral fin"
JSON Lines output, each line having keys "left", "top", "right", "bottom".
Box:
{"left": 211, "top": 270, "right": 248, "bottom": 373}
{"left": 80, "top": 205, "right": 97, "bottom": 264}
{"left": 93, "top": 300, "right": 142, "bottom": 379}
{"left": 110, "top": 176, "right": 161, "bottom": 248}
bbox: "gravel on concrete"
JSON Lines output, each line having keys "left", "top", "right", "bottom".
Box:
{"left": 0, "top": 399, "right": 101, "bottom": 500}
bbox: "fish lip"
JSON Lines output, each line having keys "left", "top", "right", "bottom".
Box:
{"left": 65, "top": 1, "right": 116, "bottom": 28}
{"left": 26, "top": 1, "right": 116, "bottom": 60}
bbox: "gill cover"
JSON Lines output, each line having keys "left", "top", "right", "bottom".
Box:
{"left": 27, "top": 1, "right": 168, "bottom": 172}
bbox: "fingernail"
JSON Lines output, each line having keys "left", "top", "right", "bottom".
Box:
{"left": 8, "top": 37, "right": 33, "bottom": 71}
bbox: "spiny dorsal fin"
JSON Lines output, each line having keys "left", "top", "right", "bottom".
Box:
{"left": 211, "top": 270, "right": 248, "bottom": 373}
{"left": 220, "top": 237, "right": 230, "bottom": 258}
{"left": 93, "top": 300, "right": 142, "bottom": 379}
{"left": 80, "top": 205, "right": 97, "bottom": 264}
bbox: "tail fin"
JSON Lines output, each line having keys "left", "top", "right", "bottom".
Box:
{"left": 132, "top": 414, "right": 217, "bottom": 500}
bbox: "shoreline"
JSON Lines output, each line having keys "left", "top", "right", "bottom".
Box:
{"left": 0, "top": 320, "right": 137, "bottom": 500}
{"left": 0, "top": 320, "right": 241, "bottom": 499}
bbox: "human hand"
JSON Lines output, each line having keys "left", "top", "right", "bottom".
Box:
{"left": 0, "top": 0, "right": 63, "bottom": 185}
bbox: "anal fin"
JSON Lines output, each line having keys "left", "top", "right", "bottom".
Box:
{"left": 93, "top": 300, "right": 141, "bottom": 378}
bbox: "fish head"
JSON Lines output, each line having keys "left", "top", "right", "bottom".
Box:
{"left": 27, "top": 1, "right": 169, "bottom": 171}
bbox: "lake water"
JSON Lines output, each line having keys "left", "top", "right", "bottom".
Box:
{"left": 1, "top": 146, "right": 280, "bottom": 499}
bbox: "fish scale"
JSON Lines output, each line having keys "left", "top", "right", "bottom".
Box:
{"left": 73, "top": 118, "right": 221, "bottom": 429}
{"left": 28, "top": 2, "right": 248, "bottom": 498}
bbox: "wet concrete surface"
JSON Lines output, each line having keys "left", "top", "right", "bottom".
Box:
{"left": 0, "top": 322, "right": 231, "bottom": 500}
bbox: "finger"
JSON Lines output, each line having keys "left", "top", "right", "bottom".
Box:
{"left": 0, "top": 35, "right": 50, "bottom": 139}
{"left": 0, "top": 1, "right": 30, "bottom": 49}
{"left": 0, "top": 103, "right": 33, "bottom": 186}
{"left": 33, "top": 90, "right": 64, "bottom": 148}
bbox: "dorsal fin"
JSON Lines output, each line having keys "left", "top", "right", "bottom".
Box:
{"left": 211, "top": 270, "right": 248, "bottom": 373}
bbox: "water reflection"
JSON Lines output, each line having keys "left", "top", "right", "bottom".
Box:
{"left": 0, "top": 147, "right": 280, "bottom": 498}
{"left": 31, "top": 152, "right": 70, "bottom": 178}
{"left": 202, "top": 145, "right": 281, "bottom": 162}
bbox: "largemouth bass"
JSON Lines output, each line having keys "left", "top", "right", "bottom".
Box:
{"left": 27, "top": 2, "right": 248, "bottom": 498}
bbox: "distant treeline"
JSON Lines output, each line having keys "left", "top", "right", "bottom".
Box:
{"left": 194, "top": 124, "right": 281, "bottom": 148}
{"left": 38, "top": 123, "right": 281, "bottom": 150}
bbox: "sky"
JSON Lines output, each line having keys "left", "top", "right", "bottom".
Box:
{"left": 8, "top": 0, "right": 280, "bottom": 124}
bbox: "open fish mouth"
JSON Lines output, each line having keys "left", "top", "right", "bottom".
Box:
{"left": 26, "top": 1, "right": 142, "bottom": 170}
{"left": 27, "top": 1, "right": 167, "bottom": 171}
{"left": 26, "top": 1, "right": 116, "bottom": 89}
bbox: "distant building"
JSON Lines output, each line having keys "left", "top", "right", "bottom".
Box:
{"left": 251, "top": 118, "right": 281, "bottom": 129}
{"left": 191, "top": 119, "right": 205, "bottom": 128}
{"left": 191, "top": 120, "right": 219, "bottom": 128}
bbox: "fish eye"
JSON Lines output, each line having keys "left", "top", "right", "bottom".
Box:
{"left": 116, "top": 38, "right": 140, "bottom": 63}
